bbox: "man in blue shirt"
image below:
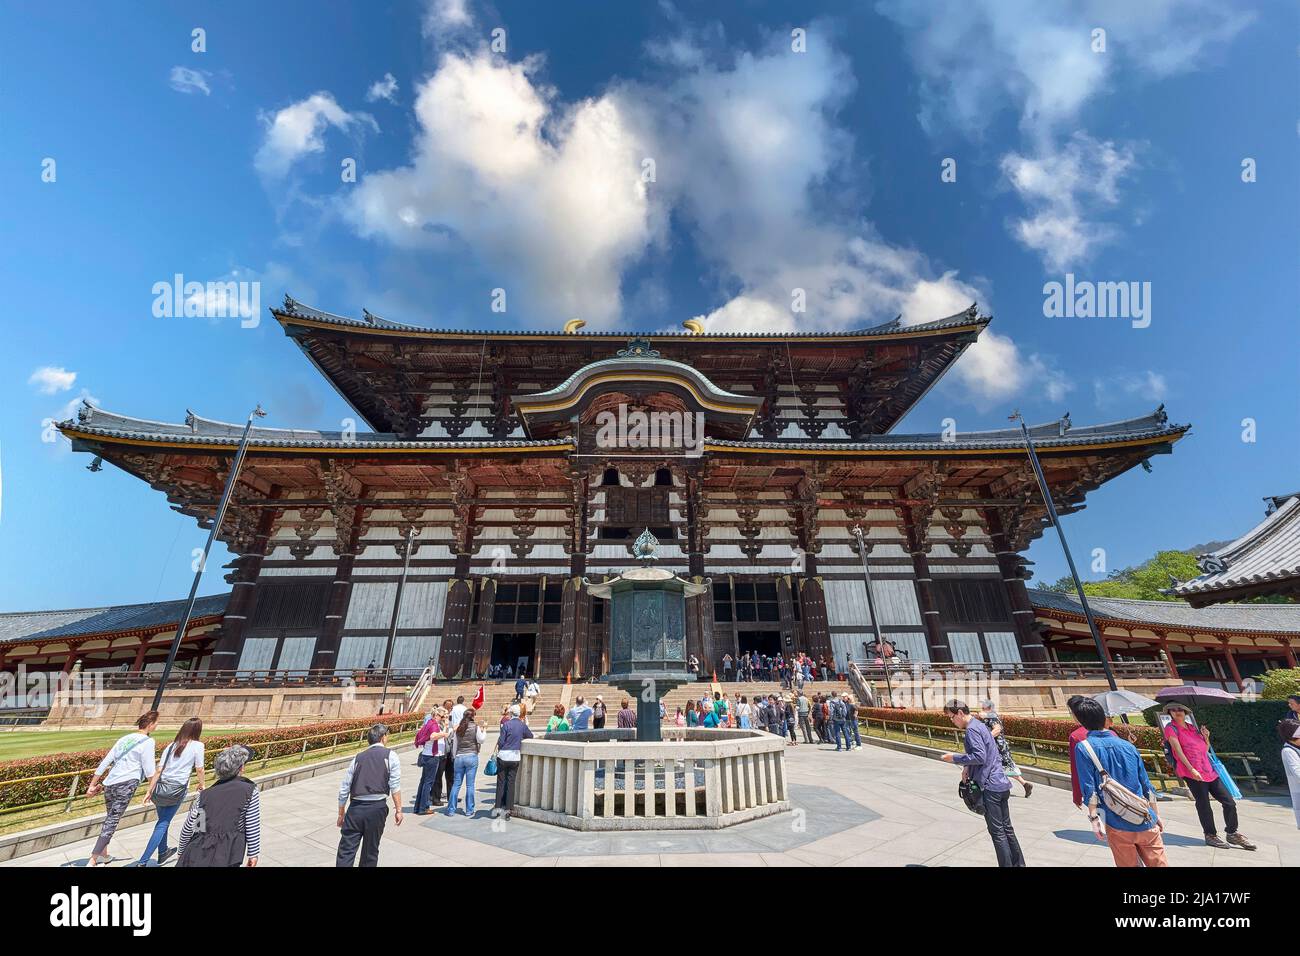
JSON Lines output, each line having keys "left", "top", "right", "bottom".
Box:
{"left": 1071, "top": 696, "right": 1167, "bottom": 867}
{"left": 942, "top": 699, "right": 1025, "bottom": 867}
{"left": 567, "top": 696, "right": 593, "bottom": 730}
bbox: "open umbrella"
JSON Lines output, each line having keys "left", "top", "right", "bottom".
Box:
{"left": 1154, "top": 685, "right": 1237, "bottom": 704}
{"left": 1092, "top": 689, "right": 1160, "bottom": 716}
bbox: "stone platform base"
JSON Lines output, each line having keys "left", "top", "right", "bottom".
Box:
{"left": 42, "top": 684, "right": 414, "bottom": 728}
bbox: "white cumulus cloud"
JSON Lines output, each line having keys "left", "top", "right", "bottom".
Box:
{"left": 28, "top": 366, "right": 76, "bottom": 394}
{"left": 255, "top": 92, "right": 376, "bottom": 180}
{"left": 879, "top": 0, "right": 1251, "bottom": 269}
{"left": 346, "top": 51, "right": 657, "bottom": 326}
{"left": 334, "top": 21, "right": 1066, "bottom": 405}
{"left": 1001, "top": 133, "right": 1137, "bottom": 272}
{"left": 169, "top": 66, "right": 212, "bottom": 96}
{"left": 366, "top": 72, "right": 399, "bottom": 103}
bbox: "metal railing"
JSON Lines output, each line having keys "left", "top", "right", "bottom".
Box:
{"left": 853, "top": 660, "right": 1169, "bottom": 681}
{"left": 89, "top": 667, "right": 426, "bottom": 691}
{"left": 856, "top": 715, "right": 1267, "bottom": 794}
{"left": 405, "top": 665, "right": 436, "bottom": 713}
{"left": 0, "top": 715, "right": 426, "bottom": 820}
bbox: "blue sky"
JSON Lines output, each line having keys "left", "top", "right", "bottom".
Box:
{"left": 1, "top": 0, "right": 1296, "bottom": 610}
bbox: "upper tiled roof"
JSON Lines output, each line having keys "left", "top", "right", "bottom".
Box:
{"left": 1028, "top": 587, "right": 1300, "bottom": 635}
{"left": 273, "top": 295, "right": 991, "bottom": 340}
{"left": 1170, "top": 494, "right": 1300, "bottom": 603}
{"left": 0, "top": 593, "right": 230, "bottom": 646}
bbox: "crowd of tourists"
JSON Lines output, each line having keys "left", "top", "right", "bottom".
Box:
{"left": 719, "top": 651, "right": 836, "bottom": 686}
{"left": 79, "top": 687, "right": 1300, "bottom": 869}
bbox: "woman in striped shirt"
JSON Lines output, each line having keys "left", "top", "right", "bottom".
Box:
{"left": 177, "top": 744, "right": 261, "bottom": 867}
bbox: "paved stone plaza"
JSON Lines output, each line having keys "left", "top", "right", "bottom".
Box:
{"left": 7, "top": 742, "right": 1296, "bottom": 868}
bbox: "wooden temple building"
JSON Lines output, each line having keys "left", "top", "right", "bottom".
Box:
{"left": 1029, "top": 588, "right": 1298, "bottom": 691}
{"left": 55, "top": 297, "right": 1192, "bottom": 681}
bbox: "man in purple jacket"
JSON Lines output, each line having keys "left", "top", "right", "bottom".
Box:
{"left": 941, "top": 699, "right": 1026, "bottom": 867}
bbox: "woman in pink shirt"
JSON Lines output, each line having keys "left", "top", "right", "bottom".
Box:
{"left": 1162, "top": 704, "right": 1254, "bottom": 851}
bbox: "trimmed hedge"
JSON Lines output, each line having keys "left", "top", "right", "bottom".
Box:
{"left": 0, "top": 712, "right": 423, "bottom": 811}
{"left": 1141, "top": 700, "right": 1291, "bottom": 785}
{"left": 858, "top": 706, "right": 1163, "bottom": 750}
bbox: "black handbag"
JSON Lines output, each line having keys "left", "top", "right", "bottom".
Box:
{"left": 150, "top": 745, "right": 188, "bottom": 808}
{"left": 958, "top": 779, "right": 985, "bottom": 815}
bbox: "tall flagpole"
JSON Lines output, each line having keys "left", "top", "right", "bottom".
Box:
{"left": 851, "top": 524, "right": 893, "bottom": 706}
{"left": 151, "top": 405, "right": 266, "bottom": 710}
{"left": 379, "top": 525, "right": 418, "bottom": 714}
{"left": 1012, "top": 411, "right": 1118, "bottom": 693}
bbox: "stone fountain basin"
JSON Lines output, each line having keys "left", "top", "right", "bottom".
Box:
{"left": 512, "top": 728, "right": 790, "bottom": 830}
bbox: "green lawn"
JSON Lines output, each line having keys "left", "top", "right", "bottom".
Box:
{"left": 0, "top": 728, "right": 251, "bottom": 763}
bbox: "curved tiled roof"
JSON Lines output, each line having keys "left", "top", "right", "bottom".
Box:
{"left": 1028, "top": 587, "right": 1300, "bottom": 636}
{"left": 1171, "top": 494, "right": 1300, "bottom": 603}
{"left": 273, "top": 295, "right": 991, "bottom": 340}
{"left": 0, "top": 593, "right": 230, "bottom": 646}
{"left": 61, "top": 403, "right": 1185, "bottom": 456}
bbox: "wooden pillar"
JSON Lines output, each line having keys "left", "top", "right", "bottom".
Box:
{"left": 1281, "top": 640, "right": 1297, "bottom": 669}
{"left": 60, "top": 645, "right": 80, "bottom": 674}
{"left": 438, "top": 576, "right": 473, "bottom": 680}
{"left": 905, "top": 520, "right": 951, "bottom": 663}
{"left": 796, "top": 577, "right": 833, "bottom": 662}
{"left": 312, "top": 552, "right": 355, "bottom": 671}
{"left": 1222, "top": 641, "right": 1245, "bottom": 692}
{"left": 565, "top": 578, "right": 591, "bottom": 680}
{"left": 471, "top": 578, "right": 497, "bottom": 677}
{"left": 684, "top": 468, "right": 707, "bottom": 669}
{"left": 983, "top": 509, "right": 1047, "bottom": 662}
{"left": 1160, "top": 639, "right": 1179, "bottom": 680}
{"left": 131, "top": 635, "right": 150, "bottom": 671}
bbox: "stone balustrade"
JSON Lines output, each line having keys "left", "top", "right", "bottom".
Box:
{"left": 512, "top": 728, "right": 789, "bottom": 830}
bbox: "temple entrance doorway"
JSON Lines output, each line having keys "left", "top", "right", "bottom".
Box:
{"left": 737, "top": 630, "right": 781, "bottom": 657}
{"left": 491, "top": 634, "right": 536, "bottom": 678}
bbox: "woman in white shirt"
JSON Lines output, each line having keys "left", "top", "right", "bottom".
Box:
{"left": 87, "top": 710, "right": 158, "bottom": 866}
{"left": 1280, "top": 719, "right": 1300, "bottom": 829}
{"left": 135, "top": 717, "right": 205, "bottom": 866}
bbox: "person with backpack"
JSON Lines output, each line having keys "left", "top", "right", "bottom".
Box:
{"left": 1162, "top": 703, "right": 1256, "bottom": 851}
{"left": 829, "top": 694, "right": 850, "bottom": 751}
{"left": 1071, "top": 697, "right": 1167, "bottom": 867}
{"left": 840, "top": 693, "right": 861, "bottom": 749}
{"left": 135, "top": 716, "right": 205, "bottom": 866}
{"left": 941, "top": 699, "right": 1025, "bottom": 867}
{"left": 86, "top": 710, "right": 159, "bottom": 866}
{"left": 177, "top": 744, "right": 261, "bottom": 867}
{"left": 336, "top": 723, "right": 403, "bottom": 865}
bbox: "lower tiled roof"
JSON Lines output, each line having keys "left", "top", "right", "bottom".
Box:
{"left": 0, "top": 593, "right": 229, "bottom": 646}
{"left": 1029, "top": 587, "right": 1300, "bottom": 635}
